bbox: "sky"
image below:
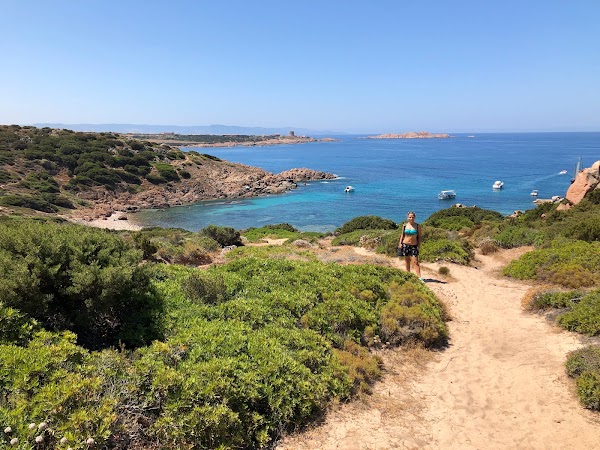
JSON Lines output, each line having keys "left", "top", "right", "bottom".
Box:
{"left": 1, "top": 0, "right": 599, "bottom": 133}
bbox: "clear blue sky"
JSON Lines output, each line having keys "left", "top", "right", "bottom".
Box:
{"left": 1, "top": 0, "right": 599, "bottom": 133}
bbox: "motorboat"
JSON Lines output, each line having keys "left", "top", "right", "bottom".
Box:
{"left": 559, "top": 170, "right": 567, "bottom": 175}
{"left": 438, "top": 190, "right": 456, "bottom": 200}
{"left": 530, "top": 190, "right": 538, "bottom": 196}
{"left": 344, "top": 185, "right": 354, "bottom": 193}
{"left": 492, "top": 180, "right": 504, "bottom": 189}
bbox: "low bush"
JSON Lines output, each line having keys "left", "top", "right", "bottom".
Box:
{"left": 503, "top": 240, "right": 600, "bottom": 288}
{"left": 200, "top": 224, "right": 243, "bottom": 247}
{"left": 558, "top": 290, "right": 600, "bottom": 335}
{"left": 335, "top": 215, "right": 397, "bottom": 235}
{"left": 0, "top": 193, "right": 57, "bottom": 212}
{"left": 438, "top": 266, "right": 450, "bottom": 276}
{"left": 419, "top": 239, "right": 472, "bottom": 265}
{"left": 379, "top": 283, "right": 448, "bottom": 347}
{"left": 566, "top": 345, "right": 600, "bottom": 411}
{"left": 494, "top": 226, "right": 544, "bottom": 248}
{"left": 0, "top": 219, "right": 163, "bottom": 349}
{"left": 425, "top": 206, "right": 503, "bottom": 229}
{"left": 478, "top": 237, "right": 500, "bottom": 254}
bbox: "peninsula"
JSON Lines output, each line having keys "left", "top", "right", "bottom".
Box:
{"left": 129, "top": 133, "right": 339, "bottom": 148}
{"left": 0, "top": 125, "right": 336, "bottom": 222}
{"left": 368, "top": 131, "right": 451, "bottom": 139}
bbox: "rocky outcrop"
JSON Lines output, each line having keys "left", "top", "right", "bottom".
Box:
{"left": 565, "top": 160, "right": 600, "bottom": 205}
{"left": 72, "top": 161, "right": 337, "bottom": 220}
{"left": 368, "top": 131, "right": 451, "bottom": 139}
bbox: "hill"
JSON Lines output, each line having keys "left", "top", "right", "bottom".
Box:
{"left": 0, "top": 125, "right": 335, "bottom": 220}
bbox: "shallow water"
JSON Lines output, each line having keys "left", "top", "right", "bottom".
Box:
{"left": 134, "top": 132, "right": 599, "bottom": 231}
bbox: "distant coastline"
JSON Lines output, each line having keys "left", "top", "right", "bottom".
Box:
{"left": 130, "top": 133, "right": 339, "bottom": 148}
{"left": 368, "top": 131, "right": 451, "bottom": 139}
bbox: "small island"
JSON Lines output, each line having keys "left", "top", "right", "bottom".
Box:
{"left": 368, "top": 131, "right": 451, "bottom": 139}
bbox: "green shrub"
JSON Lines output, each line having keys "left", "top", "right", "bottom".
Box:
{"left": 335, "top": 215, "right": 397, "bottom": 235}
{"left": 558, "top": 290, "right": 600, "bottom": 335}
{"left": 425, "top": 206, "right": 503, "bottom": 228}
{"left": 419, "top": 239, "right": 472, "bottom": 265}
{"left": 154, "top": 163, "right": 180, "bottom": 181}
{"left": 566, "top": 345, "right": 600, "bottom": 377}
{"left": 566, "top": 216, "right": 600, "bottom": 242}
{"left": 0, "top": 219, "right": 163, "bottom": 349}
{"left": 145, "top": 172, "right": 166, "bottom": 184}
{"left": 0, "top": 302, "right": 38, "bottom": 344}
{"left": 438, "top": 266, "right": 450, "bottom": 276}
{"left": 503, "top": 240, "right": 600, "bottom": 287}
{"left": 494, "top": 226, "right": 544, "bottom": 248}
{"left": 182, "top": 270, "right": 228, "bottom": 305}
{"left": 379, "top": 283, "right": 448, "bottom": 347}
{"left": 0, "top": 193, "right": 57, "bottom": 212}
{"left": 576, "top": 372, "right": 600, "bottom": 410}
{"left": 332, "top": 229, "right": 391, "bottom": 247}
{"left": 479, "top": 237, "right": 500, "bottom": 254}
{"left": 525, "top": 289, "right": 585, "bottom": 310}
{"left": 200, "top": 224, "right": 243, "bottom": 247}
{"left": 585, "top": 189, "right": 600, "bottom": 205}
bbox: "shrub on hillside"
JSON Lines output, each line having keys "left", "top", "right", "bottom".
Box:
{"left": 494, "top": 225, "right": 544, "bottom": 248}
{"left": 0, "top": 219, "right": 162, "bottom": 349}
{"left": 0, "top": 193, "right": 57, "bottom": 212}
{"left": 566, "top": 345, "right": 600, "bottom": 411}
{"left": 503, "top": 240, "right": 600, "bottom": 288}
{"left": 424, "top": 206, "right": 503, "bottom": 228}
{"left": 419, "top": 238, "right": 472, "bottom": 265}
{"left": 335, "top": 215, "right": 397, "bottom": 235}
{"left": 200, "top": 224, "right": 243, "bottom": 247}
{"left": 558, "top": 290, "right": 600, "bottom": 335}
{"left": 478, "top": 237, "right": 500, "bottom": 254}
{"left": 379, "top": 283, "right": 448, "bottom": 347}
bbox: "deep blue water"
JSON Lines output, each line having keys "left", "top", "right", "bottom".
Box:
{"left": 134, "top": 133, "right": 599, "bottom": 232}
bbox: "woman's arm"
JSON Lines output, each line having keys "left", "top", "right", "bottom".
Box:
{"left": 399, "top": 224, "right": 405, "bottom": 246}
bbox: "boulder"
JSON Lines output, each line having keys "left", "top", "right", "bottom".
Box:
{"left": 565, "top": 160, "right": 600, "bottom": 205}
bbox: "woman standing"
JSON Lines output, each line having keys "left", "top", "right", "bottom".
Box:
{"left": 397, "top": 211, "right": 423, "bottom": 281}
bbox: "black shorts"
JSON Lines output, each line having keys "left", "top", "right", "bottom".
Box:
{"left": 397, "top": 243, "right": 419, "bottom": 257}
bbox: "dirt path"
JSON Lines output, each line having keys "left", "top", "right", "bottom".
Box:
{"left": 277, "top": 248, "right": 600, "bottom": 449}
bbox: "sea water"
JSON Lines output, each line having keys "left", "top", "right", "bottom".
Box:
{"left": 134, "top": 133, "right": 599, "bottom": 232}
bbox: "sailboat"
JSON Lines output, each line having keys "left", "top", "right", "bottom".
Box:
{"left": 570, "top": 156, "right": 582, "bottom": 183}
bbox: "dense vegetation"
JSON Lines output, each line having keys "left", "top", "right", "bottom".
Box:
{"left": 0, "top": 217, "right": 447, "bottom": 449}
{"left": 0, "top": 125, "right": 221, "bottom": 214}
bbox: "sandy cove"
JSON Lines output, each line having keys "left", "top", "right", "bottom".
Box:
{"left": 278, "top": 247, "right": 600, "bottom": 450}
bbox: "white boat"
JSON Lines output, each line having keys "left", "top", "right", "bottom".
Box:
{"left": 559, "top": 170, "right": 567, "bottom": 175}
{"left": 344, "top": 185, "right": 354, "bottom": 193}
{"left": 530, "top": 190, "right": 538, "bottom": 196}
{"left": 438, "top": 190, "right": 456, "bottom": 200}
{"left": 492, "top": 180, "right": 504, "bottom": 189}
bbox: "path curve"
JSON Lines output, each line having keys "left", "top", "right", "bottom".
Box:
{"left": 278, "top": 248, "right": 600, "bottom": 449}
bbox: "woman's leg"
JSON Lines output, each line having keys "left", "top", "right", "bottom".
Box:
{"left": 412, "top": 255, "right": 421, "bottom": 278}
{"left": 404, "top": 255, "right": 411, "bottom": 272}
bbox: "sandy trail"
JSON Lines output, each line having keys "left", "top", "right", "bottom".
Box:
{"left": 278, "top": 248, "right": 600, "bottom": 450}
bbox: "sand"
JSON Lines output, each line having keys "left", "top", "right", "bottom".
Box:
{"left": 68, "top": 212, "right": 142, "bottom": 231}
{"left": 277, "top": 247, "right": 600, "bottom": 450}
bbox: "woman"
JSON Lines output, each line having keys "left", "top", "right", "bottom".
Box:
{"left": 397, "top": 211, "right": 423, "bottom": 281}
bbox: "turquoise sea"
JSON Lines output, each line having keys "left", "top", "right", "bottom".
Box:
{"left": 134, "top": 133, "right": 599, "bottom": 232}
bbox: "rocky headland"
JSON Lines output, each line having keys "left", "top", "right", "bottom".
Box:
{"left": 132, "top": 134, "right": 339, "bottom": 148}
{"left": 72, "top": 165, "right": 336, "bottom": 222}
{"left": 368, "top": 131, "right": 451, "bottom": 139}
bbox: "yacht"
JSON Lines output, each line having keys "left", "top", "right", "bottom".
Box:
{"left": 559, "top": 170, "right": 567, "bottom": 175}
{"left": 530, "top": 190, "right": 539, "bottom": 196}
{"left": 492, "top": 180, "right": 504, "bottom": 189}
{"left": 438, "top": 190, "right": 456, "bottom": 200}
{"left": 344, "top": 185, "right": 354, "bottom": 193}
